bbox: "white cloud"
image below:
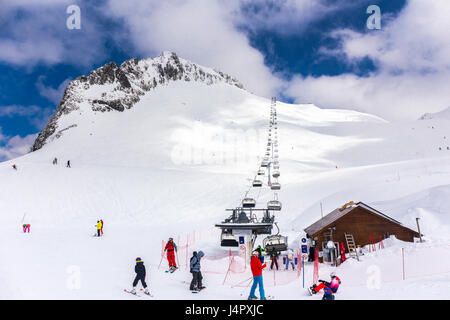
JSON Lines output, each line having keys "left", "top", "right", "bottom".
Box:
{"left": 36, "top": 77, "right": 71, "bottom": 104}
{"left": 285, "top": 0, "right": 450, "bottom": 121}
{"left": 105, "top": 0, "right": 287, "bottom": 97}
{"left": 0, "top": 129, "right": 36, "bottom": 162}
{"left": 0, "top": 1, "right": 108, "bottom": 67}
{"left": 0, "top": 105, "right": 53, "bottom": 130}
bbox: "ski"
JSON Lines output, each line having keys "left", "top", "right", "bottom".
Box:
{"left": 191, "top": 287, "right": 206, "bottom": 293}
{"left": 139, "top": 289, "right": 153, "bottom": 297}
{"left": 124, "top": 289, "right": 140, "bottom": 297}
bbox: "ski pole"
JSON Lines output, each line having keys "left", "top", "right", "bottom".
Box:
{"left": 158, "top": 253, "right": 164, "bottom": 270}
{"left": 232, "top": 276, "right": 253, "bottom": 288}
{"left": 176, "top": 250, "right": 180, "bottom": 269}
{"left": 239, "top": 277, "right": 254, "bottom": 296}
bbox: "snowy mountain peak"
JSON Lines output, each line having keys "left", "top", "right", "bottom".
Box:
{"left": 31, "top": 52, "right": 245, "bottom": 151}
{"left": 418, "top": 106, "right": 450, "bottom": 120}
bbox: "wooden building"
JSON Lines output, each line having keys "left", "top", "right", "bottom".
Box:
{"left": 304, "top": 201, "right": 421, "bottom": 262}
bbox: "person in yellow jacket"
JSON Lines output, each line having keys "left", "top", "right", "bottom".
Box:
{"left": 95, "top": 220, "right": 102, "bottom": 237}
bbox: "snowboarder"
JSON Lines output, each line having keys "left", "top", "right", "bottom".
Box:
{"left": 285, "top": 249, "right": 295, "bottom": 270}
{"left": 130, "top": 257, "right": 149, "bottom": 295}
{"left": 95, "top": 220, "right": 102, "bottom": 237}
{"left": 164, "top": 237, "right": 178, "bottom": 271}
{"left": 309, "top": 272, "right": 341, "bottom": 300}
{"left": 248, "top": 250, "right": 266, "bottom": 300}
{"left": 269, "top": 248, "right": 279, "bottom": 270}
{"left": 189, "top": 251, "right": 205, "bottom": 292}
{"left": 66, "top": 160, "right": 71, "bottom": 168}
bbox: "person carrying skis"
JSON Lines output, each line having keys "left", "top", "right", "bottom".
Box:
{"left": 285, "top": 249, "right": 295, "bottom": 270}
{"left": 164, "top": 237, "right": 178, "bottom": 271}
{"left": 310, "top": 272, "right": 341, "bottom": 300}
{"left": 269, "top": 248, "right": 279, "bottom": 270}
{"left": 248, "top": 250, "right": 266, "bottom": 300}
{"left": 189, "top": 251, "right": 205, "bottom": 292}
{"left": 130, "top": 257, "right": 149, "bottom": 295}
{"left": 95, "top": 220, "right": 102, "bottom": 237}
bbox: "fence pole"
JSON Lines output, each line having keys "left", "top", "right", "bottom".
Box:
{"left": 402, "top": 248, "right": 405, "bottom": 280}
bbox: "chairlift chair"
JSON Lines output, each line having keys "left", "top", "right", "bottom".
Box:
{"left": 267, "top": 200, "right": 282, "bottom": 211}
{"left": 242, "top": 198, "right": 256, "bottom": 208}
{"left": 253, "top": 179, "right": 263, "bottom": 187}
{"left": 221, "top": 230, "right": 239, "bottom": 247}
{"left": 257, "top": 169, "right": 265, "bottom": 175}
{"left": 263, "top": 235, "right": 287, "bottom": 252}
{"left": 271, "top": 182, "right": 281, "bottom": 190}
{"left": 272, "top": 170, "right": 280, "bottom": 178}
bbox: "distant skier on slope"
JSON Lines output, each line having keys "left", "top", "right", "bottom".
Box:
{"left": 164, "top": 237, "right": 178, "bottom": 271}
{"left": 53, "top": 158, "right": 58, "bottom": 165}
{"left": 130, "top": 257, "right": 149, "bottom": 295}
{"left": 248, "top": 250, "right": 266, "bottom": 300}
{"left": 189, "top": 251, "right": 205, "bottom": 292}
{"left": 309, "top": 272, "right": 341, "bottom": 300}
{"left": 100, "top": 219, "right": 104, "bottom": 235}
{"left": 66, "top": 160, "right": 71, "bottom": 168}
{"left": 12, "top": 164, "right": 17, "bottom": 170}
{"left": 22, "top": 224, "right": 30, "bottom": 233}
{"left": 95, "top": 220, "right": 102, "bottom": 237}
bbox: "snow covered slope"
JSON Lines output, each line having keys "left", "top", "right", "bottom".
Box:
{"left": 1, "top": 53, "right": 450, "bottom": 299}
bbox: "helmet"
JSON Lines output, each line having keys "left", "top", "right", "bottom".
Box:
{"left": 169, "top": 237, "right": 173, "bottom": 241}
{"left": 252, "top": 251, "right": 259, "bottom": 256}
{"left": 136, "top": 257, "right": 142, "bottom": 261}
{"left": 330, "top": 272, "right": 336, "bottom": 278}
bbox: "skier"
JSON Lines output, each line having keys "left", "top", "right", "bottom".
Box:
{"left": 22, "top": 224, "right": 30, "bottom": 233}
{"left": 130, "top": 257, "right": 149, "bottom": 295}
{"left": 53, "top": 158, "right": 58, "bottom": 165}
{"left": 95, "top": 220, "right": 102, "bottom": 237}
{"left": 255, "top": 245, "right": 265, "bottom": 263}
{"left": 164, "top": 237, "right": 178, "bottom": 271}
{"left": 285, "top": 249, "right": 295, "bottom": 270}
{"left": 100, "top": 219, "right": 104, "bottom": 236}
{"left": 248, "top": 250, "right": 266, "bottom": 300}
{"left": 309, "top": 272, "right": 341, "bottom": 300}
{"left": 189, "top": 251, "right": 205, "bottom": 292}
{"left": 12, "top": 164, "right": 17, "bottom": 170}
{"left": 269, "top": 248, "right": 279, "bottom": 270}
{"left": 66, "top": 160, "right": 71, "bottom": 168}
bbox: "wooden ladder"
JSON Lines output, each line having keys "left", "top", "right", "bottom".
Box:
{"left": 344, "top": 233, "right": 359, "bottom": 261}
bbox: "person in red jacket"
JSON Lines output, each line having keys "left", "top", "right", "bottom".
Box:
{"left": 164, "top": 237, "right": 178, "bottom": 271}
{"left": 248, "top": 250, "right": 266, "bottom": 300}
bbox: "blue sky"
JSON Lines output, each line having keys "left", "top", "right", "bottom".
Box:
{"left": 1, "top": 0, "right": 449, "bottom": 161}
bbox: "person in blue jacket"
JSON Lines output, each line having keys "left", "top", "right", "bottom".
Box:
{"left": 189, "top": 251, "right": 205, "bottom": 292}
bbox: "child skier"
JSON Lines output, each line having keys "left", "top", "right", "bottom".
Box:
{"left": 164, "top": 237, "right": 178, "bottom": 271}
{"left": 285, "top": 249, "right": 295, "bottom": 270}
{"left": 248, "top": 250, "right": 266, "bottom": 300}
{"left": 309, "top": 272, "right": 341, "bottom": 300}
{"left": 189, "top": 251, "right": 205, "bottom": 292}
{"left": 130, "top": 257, "right": 149, "bottom": 295}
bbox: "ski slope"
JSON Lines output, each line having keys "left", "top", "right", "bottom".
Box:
{"left": 1, "top": 77, "right": 450, "bottom": 299}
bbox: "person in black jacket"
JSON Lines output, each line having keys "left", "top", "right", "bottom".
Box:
{"left": 131, "top": 257, "right": 149, "bottom": 294}
{"left": 269, "top": 248, "right": 279, "bottom": 270}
